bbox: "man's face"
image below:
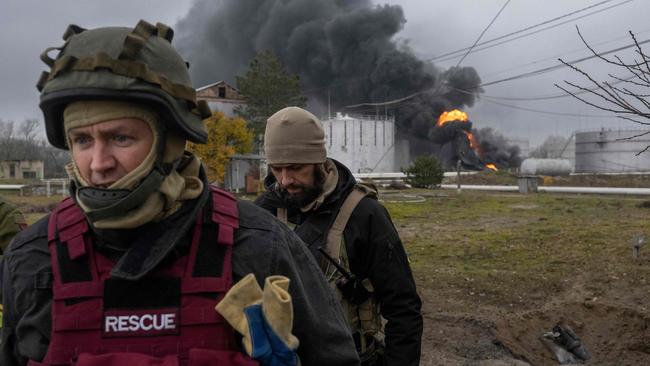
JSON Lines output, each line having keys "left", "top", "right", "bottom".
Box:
{"left": 68, "top": 118, "right": 154, "bottom": 188}
{"left": 270, "top": 163, "right": 322, "bottom": 207}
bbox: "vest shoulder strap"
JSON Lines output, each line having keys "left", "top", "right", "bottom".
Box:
{"left": 209, "top": 185, "right": 238, "bottom": 228}
{"left": 323, "top": 184, "right": 377, "bottom": 261}
{"left": 50, "top": 197, "right": 89, "bottom": 260}
{"left": 276, "top": 207, "right": 288, "bottom": 224}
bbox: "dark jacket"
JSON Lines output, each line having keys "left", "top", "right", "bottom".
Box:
{"left": 1, "top": 174, "right": 359, "bottom": 366}
{"left": 0, "top": 197, "right": 25, "bottom": 253}
{"left": 255, "top": 159, "right": 423, "bottom": 366}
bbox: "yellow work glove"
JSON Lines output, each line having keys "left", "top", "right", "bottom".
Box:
{"left": 216, "top": 274, "right": 299, "bottom": 366}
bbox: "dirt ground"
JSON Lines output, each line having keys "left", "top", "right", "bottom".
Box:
{"left": 382, "top": 183, "right": 650, "bottom": 366}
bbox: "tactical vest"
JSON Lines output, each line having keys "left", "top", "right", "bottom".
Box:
{"left": 29, "top": 186, "right": 259, "bottom": 366}
{"left": 277, "top": 183, "right": 384, "bottom": 361}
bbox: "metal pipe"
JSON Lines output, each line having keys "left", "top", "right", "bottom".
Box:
{"left": 440, "top": 184, "right": 650, "bottom": 195}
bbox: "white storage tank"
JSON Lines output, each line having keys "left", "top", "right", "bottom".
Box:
{"left": 575, "top": 129, "right": 650, "bottom": 173}
{"left": 321, "top": 113, "right": 395, "bottom": 173}
{"left": 520, "top": 158, "right": 573, "bottom": 176}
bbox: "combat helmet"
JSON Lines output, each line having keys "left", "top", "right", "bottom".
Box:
{"left": 37, "top": 20, "right": 211, "bottom": 149}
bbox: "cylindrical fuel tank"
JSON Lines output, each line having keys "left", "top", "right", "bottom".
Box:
{"left": 520, "top": 158, "right": 573, "bottom": 176}
{"left": 575, "top": 130, "right": 650, "bottom": 173}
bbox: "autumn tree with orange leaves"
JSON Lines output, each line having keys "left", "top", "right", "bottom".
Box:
{"left": 188, "top": 112, "right": 254, "bottom": 183}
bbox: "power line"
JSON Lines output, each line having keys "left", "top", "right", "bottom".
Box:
{"left": 482, "top": 28, "right": 650, "bottom": 79}
{"left": 481, "top": 98, "right": 617, "bottom": 118}
{"left": 480, "top": 37, "right": 650, "bottom": 87}
{"left": 430, "top": 0, "right": 633, "bottom": 63}
{"left": 456, "top": 0, "right": 511, "bottom": 67}
{"left": 479, "top": 76, "right": 635, "bottom": 101}
{"left": 435, "top": 0, "right": 635, "bottom": 64}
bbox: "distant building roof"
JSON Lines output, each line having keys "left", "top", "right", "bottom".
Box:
{"left": 196, "top": 81, "right": 246, "bottom": 104}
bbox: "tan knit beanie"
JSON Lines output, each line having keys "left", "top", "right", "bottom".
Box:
{"left": 264, "top": 107, "right": 326, "bottom": 165}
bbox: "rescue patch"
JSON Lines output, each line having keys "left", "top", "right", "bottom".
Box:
{"left": 102, "top": 308, "right": 180, "bottom": 338}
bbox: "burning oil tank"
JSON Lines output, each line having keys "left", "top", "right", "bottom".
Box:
{"left": 430, "top": 109, "right": 497, "bottom": 171}
{"left": 575, "top": 129, "right": 650, "bottom": 173}
{"left": 321, "top": 112, "right": 395, "bottom": 173}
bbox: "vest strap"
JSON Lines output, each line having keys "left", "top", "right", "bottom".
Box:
{"left": 276, "top": 208, "right": 288, "bottom": 224}
{"left": 323, "top": 186, "right": 370, "bottom": 262}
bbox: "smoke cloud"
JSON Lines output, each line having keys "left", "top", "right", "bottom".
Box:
{"left": 175, "top": 0, "right": 484, "bottom": 157}
{"left": 474, "top": 127, "right": 522, "bottom": 168}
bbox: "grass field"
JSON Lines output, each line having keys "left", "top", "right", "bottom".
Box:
{"left": 386, "top": 190, "right": 649, "bottom": 307}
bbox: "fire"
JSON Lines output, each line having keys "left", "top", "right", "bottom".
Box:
{"left": 437, "top": 109, "right": 469, "bottom": 127}
{"left": 463, "top": 131, "right": 478, "bottom": 149}
{"left": 486, "top": 164, "right": 498, "bottom": 171}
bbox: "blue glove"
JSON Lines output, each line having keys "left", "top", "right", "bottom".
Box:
{"left": 244, "top": 303, "right": 297, "bottom": 366}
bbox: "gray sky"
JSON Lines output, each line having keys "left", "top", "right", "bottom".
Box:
{"left": 1, "top": 0, "right": 648, "bottom": 147}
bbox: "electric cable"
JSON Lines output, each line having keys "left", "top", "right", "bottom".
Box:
{"left": 482, "top": 28, "right": 650, "bottom": 79}
{"left": 430, "top": 0, "right": 634, "bottom": 62}
{"left": 456, "top": 0, "right": 511, "bottom": 67}
{"left": 480, "top": 37, "right": 650, "bottom": 87}
{"left": 480, "top": 98, "right": 621, "bottom": 118}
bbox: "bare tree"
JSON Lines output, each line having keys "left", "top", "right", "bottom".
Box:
{"left": 18, "top": 118, "right": 40, "bottom": 142}
{"left": 0, "top": 119, "right": 15, "bottom": 141}
{"left": 556, "top": 28, "right": 650, "bottom": 154}
{"left": 529, "top": 135, "right": 569, "bottom": 159}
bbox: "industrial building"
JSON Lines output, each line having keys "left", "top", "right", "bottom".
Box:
{"left": 321, "top": 113, "right": 399, "bottom": 173}
{"left": 575, "top": 129, "right": 650, "bottom": 173}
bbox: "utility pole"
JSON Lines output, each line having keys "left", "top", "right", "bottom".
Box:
{"left": 327, "top": 88, "right": 331, "bottom": 120}
{"left": 456, "top": 159, "right": 462, "bottom": 193}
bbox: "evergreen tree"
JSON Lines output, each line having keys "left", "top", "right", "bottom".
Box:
{"left": 235, "top": 50, "right": 307, "bottom": 136}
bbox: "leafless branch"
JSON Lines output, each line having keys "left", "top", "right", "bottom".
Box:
{"left": 560, "top": 28, "right": 650, "bottom": 155}
{"left": 635, "top": 145, "right": 650, "bottom": 156}
{"left": 556, "top": 82, "right": 630, "bottom": 114}
{"left": 617, "top": 115, "right": 650, "bottom": 126}
{"left": 608, "top": 73, "right": 648, "bottom": 88}
{"left": 631, "top": 30, "right": 650, "bottom": 75}
{"left": 616, "top": 130, "right": 650, "bottom": 141}
{"left": 559, "top": 61, "right": 631, "bottom": 109}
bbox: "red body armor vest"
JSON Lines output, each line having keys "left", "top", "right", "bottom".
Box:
{"left": 28, "top": 186, "right": 259, "bottom": 366}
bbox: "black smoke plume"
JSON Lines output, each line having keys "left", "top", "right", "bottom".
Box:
{"left": 474, "top": 127, "right": 522, "bottom": 168}
{"left": 174, "top": 0, "right": 483, "bottom": 157}
{"left": 430, "top": 120, "right": 522, "bottom": 170}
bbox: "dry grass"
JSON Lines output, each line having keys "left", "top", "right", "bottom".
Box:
{"left": 385, "top": 189, "right": 650, "bottom": 310}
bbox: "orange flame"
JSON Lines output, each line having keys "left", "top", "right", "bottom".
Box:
{"left": 463, "top": 131, "right": 478, "bottom": 150}
{"left": 437, "top": 109, "right": 469, "bottom": 127}
{"left": 486, "top": 164, "right": 498, "bottom": 171}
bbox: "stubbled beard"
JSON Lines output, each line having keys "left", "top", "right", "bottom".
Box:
{"left": 277, "top": 182, "right": 323, "bottom": 209}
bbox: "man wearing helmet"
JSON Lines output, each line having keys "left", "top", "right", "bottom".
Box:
{"left": 0, "top": 21, "right": 358, "bottom": 366}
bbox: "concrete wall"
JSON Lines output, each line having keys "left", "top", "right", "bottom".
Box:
{"left": 321, "top": 113, "right": 395, "bottom": 173}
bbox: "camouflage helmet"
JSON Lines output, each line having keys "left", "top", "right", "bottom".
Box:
{"left": 37, "top": 20, "right": 211, "bottom": 149}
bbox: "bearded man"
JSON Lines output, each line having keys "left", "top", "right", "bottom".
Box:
{"left": 256, "top": 107, "right": 423, "bottom": 366}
